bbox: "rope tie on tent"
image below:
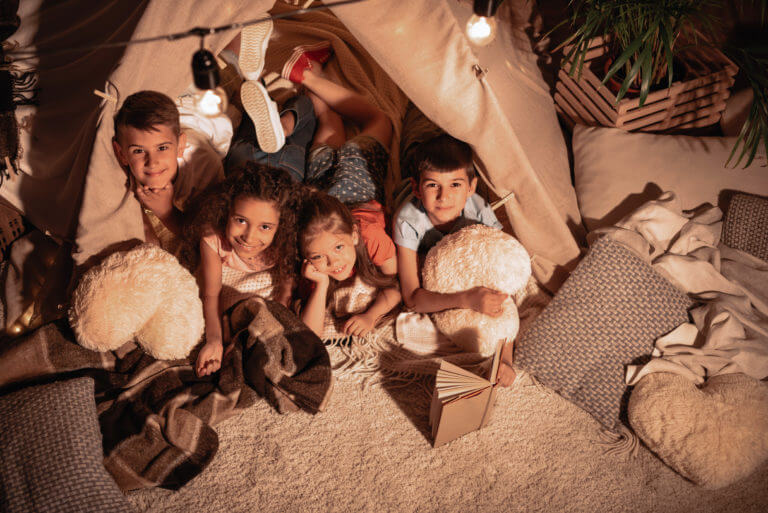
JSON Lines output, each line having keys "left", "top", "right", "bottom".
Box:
{"left": 472, "top": 159, "right": 515, "bottom": 211}
{"left": 469, "top": 62, "right": 517, "bottom": 211}
{"left": 93, "top": 88, "right": 117, "bottom": 104}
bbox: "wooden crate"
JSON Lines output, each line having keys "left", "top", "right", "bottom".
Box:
{"left": 554, "top": 36, "right": 738, "bottom": 132}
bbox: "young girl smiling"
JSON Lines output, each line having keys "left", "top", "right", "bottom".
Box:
{"left": 298, "top": 191, "right": 400, "bottom": 339}
{"left": 185, "top": 163, "right": 297, "bottom": 376}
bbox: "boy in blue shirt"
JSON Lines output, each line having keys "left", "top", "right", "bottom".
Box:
{"left": 393, "top": 133, "right": 515, "bottom": 385}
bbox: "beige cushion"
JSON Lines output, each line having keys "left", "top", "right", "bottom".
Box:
{"left": 629, "top": 372, "right": 768, "bottom": 489}
{"left": 573, "top": 125, "right": 768, "bottom": 231}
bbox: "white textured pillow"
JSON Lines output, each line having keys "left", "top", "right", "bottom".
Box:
{"left": 629, "top": 372, "right": 768, "bottom": 489}
{"left": 573, "top": 125, "right": 768, "bottom": 230}
{"left": 69, "top": 244, "right": 204, "bottom": 360}
{"left": 422, "top": 225, "right": 531, "bottom": 356}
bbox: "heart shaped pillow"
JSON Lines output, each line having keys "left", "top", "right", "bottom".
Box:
{"left": 628, "top": 372, "right": 768, "bottom": 489}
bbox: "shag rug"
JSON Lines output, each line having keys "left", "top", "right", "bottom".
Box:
{"left": 126, "top": 350, "right": 768, "bottom": 513}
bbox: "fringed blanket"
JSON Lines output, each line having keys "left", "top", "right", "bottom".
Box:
{"left": 592, "top": 192, "right": 768, "bottom": 385}
{"left": 0, "top": 298, "right": 331, "bottom": 491}
{"left": 325, "top": 275, "right": 550, "bottom": 388}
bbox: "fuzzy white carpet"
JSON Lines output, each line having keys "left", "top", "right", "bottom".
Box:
{"left": 126, "top": 354, "right": 768, "bottom": 513}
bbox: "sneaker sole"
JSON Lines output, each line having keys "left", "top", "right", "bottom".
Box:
{"left": 281, "top": 41, "right": 332, "bottom": 81}
{"left": 240, "top": 80, "right": 285, "bottom": 153}
{"left": 240, "top": 19, "right": 273, "bottom": 81}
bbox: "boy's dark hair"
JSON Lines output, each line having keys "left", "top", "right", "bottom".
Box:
{"left": 409, "top": 134, "right": 475, "bottom": 182}
{"left": 113, "top": 90, "right": 181, "bottom": 141}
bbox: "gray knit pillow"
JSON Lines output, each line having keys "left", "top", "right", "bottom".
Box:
{"left": 515, "top": 236, "right": 693, "bottom": 430}
{"left": 722, "top": 192, "right": 768, "bottom": 263}
{"left": 0, "top": 377, "right": 133, "bottom": 513}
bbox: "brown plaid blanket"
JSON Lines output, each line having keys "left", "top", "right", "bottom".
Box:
{"left": 0, "top": 297, "right": 332, "bottom": 491}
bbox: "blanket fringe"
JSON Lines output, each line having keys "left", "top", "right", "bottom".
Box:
{"left": 597, "top": 424, "right": 640, "bottom": 458}
{"left": 324, "top": 326, "right": 442, "bottom": 393}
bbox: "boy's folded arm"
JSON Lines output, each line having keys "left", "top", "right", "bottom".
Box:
{"left": 397, "top": 244, "right": 468, "bottom": 313}
{"left": 409, "top": 287, "right": 471, "bottom": 313}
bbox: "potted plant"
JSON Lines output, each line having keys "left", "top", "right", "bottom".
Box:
{"left": 554, "top": 0, "right": 768, "bottom": 167}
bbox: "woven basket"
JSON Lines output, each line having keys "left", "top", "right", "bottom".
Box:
{"left": 555, "top": 36, "right": 737, "bottom": 132}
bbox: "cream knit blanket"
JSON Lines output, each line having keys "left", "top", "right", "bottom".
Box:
{"left": 592, "top": 192, "right": 768, "bottom": 385}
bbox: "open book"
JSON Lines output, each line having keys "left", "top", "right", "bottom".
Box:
{"left": 429, "top": 340, "right": 505, "bottom": 448}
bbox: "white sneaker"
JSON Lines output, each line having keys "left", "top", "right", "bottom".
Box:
{"left": 240, "top": 80, "right": 285, "bottom": 153}
{"left": 239, "top": 18, "right": 273, "bottom": 81}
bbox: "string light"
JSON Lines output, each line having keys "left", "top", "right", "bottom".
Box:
{"left": 5, "top": 0, "right": 368, "bottom": 62}
{"left": 466, "top": 0, "right": 502, "bottom": 47}
{"left": 6, "top": 0, "right": 368, "bottom": 118}
{"left": 191, "top": 46, "right": 228, "bottom": 117}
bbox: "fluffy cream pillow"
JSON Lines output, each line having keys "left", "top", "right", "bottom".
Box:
{"left": 69, "top": 244, "right": 204, "bottom": 360}
{"left": 573, "top": 125, "right": 768, "bottom": 231}
{"left": 628, "top": 372, "right": 768, "bottom": 489}
{"left": 422, "top": 225, "right": 531, "bottom": 355}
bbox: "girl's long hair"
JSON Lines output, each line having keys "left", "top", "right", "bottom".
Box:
{"left": 183, "top": 163, "right": 298, "bottom": 296}
{"left": 297, "top": 190, "right": 395, "bottom": 298}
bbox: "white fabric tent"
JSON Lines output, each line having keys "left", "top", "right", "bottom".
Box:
{"left": 5, "top": 0, "right": 582, "bottom": 288}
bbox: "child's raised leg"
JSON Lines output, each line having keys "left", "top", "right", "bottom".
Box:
{"left": 220, "top": 20, "right": 285, "bottom": 153}
{"left": 301, "top": 69, "right": 392, "bottom": 149}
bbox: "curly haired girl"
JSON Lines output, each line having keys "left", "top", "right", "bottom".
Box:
{"left": 297, "top": 190, "right": 400, "bottom": 339}
{"left": 184, "top": 162, "right": 297, "bottom": 376}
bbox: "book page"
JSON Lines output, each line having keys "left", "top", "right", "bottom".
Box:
{"left": 437, "top": 360, "right": 486, "bottom": 383}
{"left": 488, "top": 339, "right": 505, "bottom": 383}
{"left": 435, "top": 359, "right": 488, "bottom": 401}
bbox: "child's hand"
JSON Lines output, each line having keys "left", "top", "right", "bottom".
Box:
{"left": 343, "top": 312, "right": 377, "bottom": 337}
{"left": 464, "top": 286, "right": 508, "bottom": 317}
{"left": 196, "top": 340, "right": 223, "bottom": 377}
{"left": 302, "top": 259, "right": 329, "bottom": 286}
{"left": 135, "top": 183, "right": 174, "bottom": 219}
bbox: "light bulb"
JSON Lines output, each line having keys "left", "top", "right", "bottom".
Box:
{"left": 466, "top": 14, "right": 497, "bottom": 46}
{"left": 194, "top": 87, "right": 228, "bottom": 117}
{"left": 191, "top": 48, "right": 228, "bottom": 117}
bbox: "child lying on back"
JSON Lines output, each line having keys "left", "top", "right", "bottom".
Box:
{"left": 184, "top": 163, "right": 297, "bottom": 376}
{"left": 394, "top": 134, "right": 516, "bottom": 385}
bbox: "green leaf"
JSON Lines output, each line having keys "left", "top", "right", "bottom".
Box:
{"left": 603, "top": 34, "right": 644, "bottom": 84}
{"left": 659, "top": 23, "right": 675, "bottom": 88}
{"left": 639, "top": 44, "right": 653, "bottom": 105}
{"left": 616, "top": 49, "right": 645, "bottom": 102}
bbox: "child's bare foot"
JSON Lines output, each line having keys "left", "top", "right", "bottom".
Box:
{"left": 496, "top": 340, "right": 516, "bottom": 387}
{"left": 496, "top": 360, "right": 517, "bottom": 387}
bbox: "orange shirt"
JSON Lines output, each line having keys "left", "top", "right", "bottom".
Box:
{"left": 351, "top": 201, "right": 396, "bottom": 267}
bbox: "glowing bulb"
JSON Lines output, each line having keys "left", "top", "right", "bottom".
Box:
{"left": 191, "top": 48, "right": 228, "bottom": 117}
{"left": 194, "top": 87, "right": 228, "bottom": 117}
{"left": 466, "top": 14, "right": 497, "bottom": 46}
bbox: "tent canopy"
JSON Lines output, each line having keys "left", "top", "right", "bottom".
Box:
{"left": 6, "top": 0, "right": 582, "bottom": 288}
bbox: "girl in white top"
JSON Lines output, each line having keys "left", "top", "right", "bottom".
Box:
{"left": 184, "top": 163, "right": 297, "bottom": 377}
